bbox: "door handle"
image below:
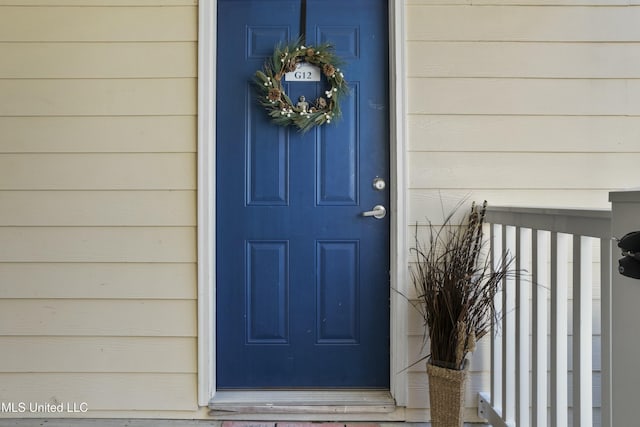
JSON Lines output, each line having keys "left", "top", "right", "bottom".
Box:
{"left": 362, "top": 205, "right": 386, "bottom": 219}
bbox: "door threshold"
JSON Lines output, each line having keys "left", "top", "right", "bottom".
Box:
{"left": 209, "top": 390, "right": 396, "bottom": 416}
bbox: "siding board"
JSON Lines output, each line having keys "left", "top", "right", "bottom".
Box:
{"left": 408, "top": 41, "right": 640, "bottom": 79}
{"left": 407, "top": 0, "right": 615, "bottom": 420}
{"left": 0, "top": 373, "right": 197, "bottom": 411}
{"left": 0, "top": 42, "right": 197, "bottom": 79}
{"left": 0, "top": 227, "right": 195, "bottom": 262}
{"left": 407, "top": 335, "right": 492, "bottom": 373}
{"left": 0, "top": 0, "right": 199, "bottom": 418}
{"left": 408, "top": 78, "right": 640, "bottom": 116}
{"left": 0, "top": 116, "right": 196, "bottom": 153}
{"left": 476, "top": 0, "right": 635, "bottom": 5}
{"left": 0, "top": 6, "right": 197, "bottom": 42}
{"left": 408, "top": 0, "right": 471, "bottom": 4}
{"left": 0, "top": 263, "right": 196, "bottom": 299}
{"left": 0, "top": 337, "right": 196, "bottom": 373}
{"left": 409, "top": 152, "right": 640, "bottom": 189}
{"left": 0, "top": 154, "right": 195, "bottom": 190}
{"left": 0, "top": 79, "right": 196, "bottom": 116}
{"left": 407, "top": 371, "right": 490, "bottom": 409}
{"left": 0, "top": 300, "right": 196, "bottom": 336}
{"left": 407, "top": 6, "right": 640, "bottom": 41}
{"left": 408, "top": 115, "right": 640, "bottom": 153}
{"left": 409, "top": 189, "right": 612, "bottom": 223}
{"left": 409, "top": 0, "right": 628, "bottom": 3}
{"left": 0, "top": 191, "right": 196, "bottom": 226}
{"left": 0, "top": 1, "right": 196, "bottom": 4}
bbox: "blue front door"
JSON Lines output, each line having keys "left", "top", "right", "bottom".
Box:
{"left": 216, "top": 0, "right": 389, "bottom": 388}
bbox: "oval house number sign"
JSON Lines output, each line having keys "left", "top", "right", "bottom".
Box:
{"left": 285, "top": 62, "right": 321, "bottom": 82}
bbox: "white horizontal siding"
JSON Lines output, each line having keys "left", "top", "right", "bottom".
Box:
{"left": 0, "top": 79, "right": 196, "bottom": 116}
{"left": 407, "top": 371, "right": 490, "bottom": 409}
{"left": 0, "top": 154, "right": 195, "bottom": 190}
{"left": 0, "top": 6, "right": 196, "bottom": 41}
{"left": 478, "top": 0, "right": 640, "bottom": 4}
{"left": 0, "top": 227, "right": 195, "bottom": 262}
{"left": 409, "top": 190, "right": 614, "bottom": 226}
{"left": 0, "top": 42, "right": 196, "bottom": 79}
{"left": 0, "top": 373, "right": 197, "bottom": 411}
{"left": 0, "top": 337, "right": 196, "bottom": 372}
{"left": 408, "top": 42, "right": 640, "bottom": 78}
{"left": 408, "top": 115, "right": 640, "bottom": 153}
{"left": 409, "top": 152, "right": 640, "bottom": 189}
{"left": 407, "top": 6, "right": 640, "bottom": 41}
{"left": 406, "top": 335, "right": 493, "bottom": 372}
{"left": 0, "top": 1, "right": 198, "bottom": 417}
{"left": 0, "top": 263, "right": 196, "bottom": 299}
{"left": 0, "top": 116, "right": 196, "bottom": 153}
{"left": 405, "top": 1, "right": 625, "bottom": 424}
{"left": 0, "top": 300, "right": 196, "bottom": 336}
{"left": 0, "top": 0, "right": 196, "bottom": 4}
{"left": 0, "top": 191, "right": 196, "bottom": 226}
{"left": 409, "top": 78, "right": 640, "bottom": 115}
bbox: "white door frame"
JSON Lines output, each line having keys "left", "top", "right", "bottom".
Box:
{"left": 196, "top": 0, "right": 408, "bottom": 408}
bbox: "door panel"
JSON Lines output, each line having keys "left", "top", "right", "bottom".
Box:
{"left": 216, "top": 0, "right": 389, "bottom": 388}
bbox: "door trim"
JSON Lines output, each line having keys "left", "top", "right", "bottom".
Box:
{"left": 197, "top": 0, "right": 408, "bottom": 409}
{"left": 197, "top": 0, "right": 217, "bottom": 408}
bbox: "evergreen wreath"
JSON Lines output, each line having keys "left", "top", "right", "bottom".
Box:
{"left": 255, "top": 40, "right": 348, "bottom": 133}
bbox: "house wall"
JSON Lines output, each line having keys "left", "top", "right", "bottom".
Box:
{"left": 0, "top": 0, "right": 636, "bottom": 422}
{"left": 405, "top": 0, "right": 640, "bottom": 424}
{"left": 0, "top": 0, "right": 203, "bottom": 418}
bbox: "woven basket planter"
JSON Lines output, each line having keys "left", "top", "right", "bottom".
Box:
{"left": 427, "top": 361, "right": 469, "bottom": 427}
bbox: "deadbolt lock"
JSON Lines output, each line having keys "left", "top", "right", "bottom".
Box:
{"left": 372, "top": 177, "right": 386, "bottom": 191}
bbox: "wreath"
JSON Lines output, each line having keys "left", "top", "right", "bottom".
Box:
{"left": 255, "top": 40, "right": 348, "bottom": 133}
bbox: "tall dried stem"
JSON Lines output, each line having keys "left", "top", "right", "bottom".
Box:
{"left": 410, "top": 201, "right": 515, "bottom": 370}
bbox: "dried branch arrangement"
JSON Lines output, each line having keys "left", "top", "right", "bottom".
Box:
{"left": 410, "top": 200, "right": 515, "bottom": 370}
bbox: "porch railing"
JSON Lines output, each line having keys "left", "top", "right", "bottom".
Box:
{"left": 478, "top": 207, "right": 612, "bottom": 427}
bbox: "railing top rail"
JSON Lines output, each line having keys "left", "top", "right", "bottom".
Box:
{"left": 485, "top": 206, "right": 612, "bottom": 239}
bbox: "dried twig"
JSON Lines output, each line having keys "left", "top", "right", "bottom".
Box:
{"left": 409, "top": 201, "right": 515, "bottom": 370}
